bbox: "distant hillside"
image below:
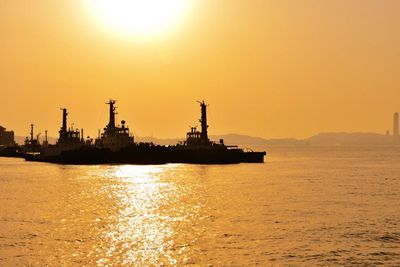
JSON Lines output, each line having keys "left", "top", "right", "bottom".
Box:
{"left": 137, "top": 132, "right": 398, "bottom": 147}
{"left": 13, "top": 132, "right": 399, "bottom": 147}
{"left": 307, "top": 132, "right": 394, "bottom": 146}
{"left": 136, "top": 134, "right": 305, "bottom": 147}
{"left": 211, "top": 134, "right": 307, "bottom": 147}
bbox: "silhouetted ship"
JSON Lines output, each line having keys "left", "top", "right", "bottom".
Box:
{"left": 0, "top": 146, "right": 20, "bottom": 157}
{"left": 24, "top": 101, "right": 266, "bottom": 164}
{"left": 22, "top": 124, "right": 42, "bottom": 154}
{"left": 0, "top": 124, "right": 42, "bottom": 157}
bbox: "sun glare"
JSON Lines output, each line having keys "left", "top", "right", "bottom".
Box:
{"left": 87, "top": 0, "right": 194, "bottom": 39}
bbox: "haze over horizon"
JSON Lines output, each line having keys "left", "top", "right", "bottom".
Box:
{"left": 1, "top": 1, "right": 400, "bottom": 139}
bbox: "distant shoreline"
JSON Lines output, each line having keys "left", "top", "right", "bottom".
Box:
{"left": 14, "top": 132, "right": 399, "bottom": 148}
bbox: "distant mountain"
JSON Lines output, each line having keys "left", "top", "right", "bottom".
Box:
{"left": 13, "top": 132, "right": 398, "bottom": 147}
{"left": 211, "top": 134, "right": 306, "bottom": 147}
{"left": 137, "top": 132, "right": 397, "bottom": 147}
{"left": 136, "top": 134, "right": 306, "bottom": 147}
{"left": 307, "top": 132, "right": 395, "bottom": 146}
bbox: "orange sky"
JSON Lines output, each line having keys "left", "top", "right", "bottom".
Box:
{"left": 1, "top": 1, "right": 400, "bottom": 139}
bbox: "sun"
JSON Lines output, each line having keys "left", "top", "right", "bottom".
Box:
{"left": 87, "top": 0, "right": 194, "bottom": 38}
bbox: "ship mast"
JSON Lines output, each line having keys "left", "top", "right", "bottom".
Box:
{"left": 30, "top": 124, "right": 34, "bottom": 142}
{"left": 198, "top": 100, "right": 209, "bottom": 142}
{"left": 59, "top": 108, "right": 68, "bottom": 141}
{"left": 107, "top": 100, "right": 116, "bottom": 130}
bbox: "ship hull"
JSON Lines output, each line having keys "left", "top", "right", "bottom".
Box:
{"left": 24, "top": 146, "right": 266, "bottom": 165}
{"left": 0, "top": 147, "right": 23, "bottom": 158}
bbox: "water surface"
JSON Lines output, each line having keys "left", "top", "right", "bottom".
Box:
{"left": 0, "top": 147, "right": 399, "bottom": 266}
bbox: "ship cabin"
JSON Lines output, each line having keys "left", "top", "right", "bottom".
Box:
{"left": 57, "top": 108, "right": 84, "bottom": 145}
{"left": 187, "top": 127, "right": 201, "bottom": 140}
{"left": 58, "top": 128, "right": 81, "bottom": 143}
{"left": 23, "top": 124, "right": 41, "bottom": 153}
{"left": 40, "top": 108, "right": 86, "bottom": 157}
{"left": 183, "top": 101, "right": 226, "bottom": 148}
{"left": 95, "top": 100, "right": 134, "bottom": 151}
{"left": 186, "top": 126, "right": 210, "bottom": 146}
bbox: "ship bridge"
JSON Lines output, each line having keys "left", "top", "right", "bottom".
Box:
{"left": 185, "top": 101, "right": 223, "bottom": 147}
{"left": 96, "top": 100, "right": 134, "bottom": 151}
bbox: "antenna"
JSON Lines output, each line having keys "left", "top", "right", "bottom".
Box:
{"left": 30, "top": 124, "right": 34, "bottom": 142}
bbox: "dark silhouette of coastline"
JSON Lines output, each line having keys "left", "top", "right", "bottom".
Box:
{"left": 2, "top": 110, "right": 400, "bottom": 160}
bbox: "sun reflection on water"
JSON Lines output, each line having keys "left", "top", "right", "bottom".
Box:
{"left": 97, "top": 165, "right": 182, "bottom": 266}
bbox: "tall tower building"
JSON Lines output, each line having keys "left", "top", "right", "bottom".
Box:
{"left": 394, "top": 112, "right": 399, "bottom": 137}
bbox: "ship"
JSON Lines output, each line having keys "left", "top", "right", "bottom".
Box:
{"left": 0, "top": 146, "right": 20, "bottom": 158}
{"left": 22, "top": 124, "right": 42, "bottom": 154}
{"left": 24, "top": 100, "right": 266, "bottom": 164}
{"left": 0, "top": 124, "right": 42, "bottom": 158}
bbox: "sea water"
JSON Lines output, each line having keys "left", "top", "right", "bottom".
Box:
{"left": 0, "top": 146, "right": 399, "bottom": 266}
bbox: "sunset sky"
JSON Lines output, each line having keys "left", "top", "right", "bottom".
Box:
{"left": 1, "top": 0, "right": 399, "bottom": 139}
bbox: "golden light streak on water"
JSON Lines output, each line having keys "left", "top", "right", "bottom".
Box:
{"left": 99, "top": 165, "right": 180, "bottom": 265}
